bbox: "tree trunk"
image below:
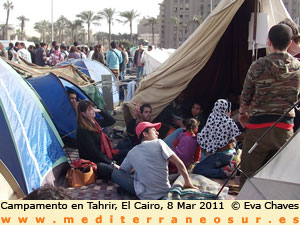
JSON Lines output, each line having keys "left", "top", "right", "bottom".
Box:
{"left": 87, "top": 23, "right": 90, "bottom": 46}
{"left": 109, "top": 21, "right": 111, "bottom": 45}
{"left": 5, "top": 10, "right": 10, "bottom": 40}
{"left": 71, "top": 29, "right": 74, "bottom": 43}
{"left": 152, "top": 24, "right": 155, "bottom": 46}
{"left": 175, "top": 26, "right": 179, "bottom": 48}
{"left": 60, "top": 29, "right": 64, "bottom": 43}
{"left": 130, "top": 21, "right": 133, "bottom": 43}
{"left": 21, "top": 22, "right": 24, "bottom": 40}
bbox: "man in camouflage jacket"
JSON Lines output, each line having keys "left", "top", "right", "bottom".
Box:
{"left": 238, "top": 24, "right": 300, "bottom": 188}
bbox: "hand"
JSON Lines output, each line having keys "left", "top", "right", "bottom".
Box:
{"left": 172, "top": 117, "right": 184, "bottom": 128}
{"left": 113, "top": 164, "right": 120, "bottom": 170}
{"left": 183, "top": 182, "right": 198, "bottom": 190}
{"left": 238, "top": 112, "right": 249, "bottom": 128}
{"left": 94, "top": 108, "right": 101, "bottom": 113}
{"left": 111, "top": 161, "right": 120, "bottom": 170}
{"left": 70, "top": 101, "right": 78, "bottom": 110}
{"left": 133, "top": 101, "right": 141, "bottom": 120}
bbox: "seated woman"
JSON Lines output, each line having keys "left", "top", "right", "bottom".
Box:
{"left": 169, "top": 118, "right": 201, "bottom": 173}
{"left": 165, "top": 102, "right": 205, "bottom": 147}
{"left": 76, "top": 100, "right": 119, "bottom": 179}
{"left": 192, "top": 99, "right": 241, "bottom": 179}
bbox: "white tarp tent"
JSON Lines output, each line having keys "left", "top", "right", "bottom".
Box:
{"left": 238, "top": 129, "right": 300, "bottom": 200}
{"left": 143, "top": 48, "right": 175, "bottom": 75}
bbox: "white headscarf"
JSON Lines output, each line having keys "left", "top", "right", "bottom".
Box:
{"left": 197, "top": 99, "right": 241, "bottom": 154}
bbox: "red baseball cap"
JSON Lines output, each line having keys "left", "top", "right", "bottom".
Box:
{"left": 136, "top": 122, "right": 161, "bottom": 138}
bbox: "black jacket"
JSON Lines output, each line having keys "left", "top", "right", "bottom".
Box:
{"left": 133, "top": 49, "right": 144, "bottom": 65}
{"left": 76, "top": 111, "right": 115, "bottom": 164}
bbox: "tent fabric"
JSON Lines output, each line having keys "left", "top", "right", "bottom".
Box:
{"left": 3, "top": 57, "right": 105, "bottom": 109}
{"left": 238, "top": 129, "right": 300, "bottom": 200}
{"left": 57, "top": 59, "right": 119, "bottom": 106}
{"left": 143, "top": 48, "right": 175, "bottom": 75}
{"left": 28, "top": 74, "right": 99, "bottom": 141}
{"left": 123, "top": 0, "right": 290, "bottom": 122}
{"left": 0, "top": 58, "right": 68, "bottom": 199}
{"left": 28, "top": 74, "right": 77, "bottom": 140}
{"left": 5, "top": 57, "right": 92, "bottom": 86}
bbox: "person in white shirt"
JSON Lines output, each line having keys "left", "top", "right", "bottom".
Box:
{"left": 17, "top": 42, "right": 32, "bottom": 63}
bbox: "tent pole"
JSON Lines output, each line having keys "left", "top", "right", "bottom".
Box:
{"left": 252, "top": 0, "right": 258, "bottom": 61}
{"left": 215, "top": 99, "right": 300, "bottom": 199}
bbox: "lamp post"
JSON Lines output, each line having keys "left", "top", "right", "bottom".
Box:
{"left": 51, "top": 0, "right": 54, "bottom": 41}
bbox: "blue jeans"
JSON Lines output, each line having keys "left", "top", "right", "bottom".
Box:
{"left": 193, "top": 153, "right": 233, "bottom": 179}
{"left": 119, "top": 70, "right": 126, "bottom": 80}
{"left": 163, "top": 128, "right": 184, "bottom": 148}
{"left": 112, "top": 169, "right": 136, "bottom": 196}
{"left": 136, "top": 66, "right": 144, "bottom": 77}
{"left": 127, "top": 62, "right": 132, "bottom": 75}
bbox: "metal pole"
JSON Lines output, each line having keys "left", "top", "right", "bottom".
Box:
{"left": 215, "top": 99, "right": 300, "bottom": 199}
{"left": 51, "top": 0, "right": 54, "bottom": 41}
{"left": 211, "top": 0, "right": 213, "bottom": 13}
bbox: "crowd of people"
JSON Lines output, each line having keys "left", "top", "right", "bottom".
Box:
{"left": 0, "top": 39, "right": 153, "bottom": 81}
{"left": 71, "top": 19, "right": 300, "bottom": 200}
{"left": 2, "top": 18, "right": 300, "bottom": 200}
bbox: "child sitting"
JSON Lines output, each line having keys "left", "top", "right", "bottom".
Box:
{"left": 169, "top": 118, "right": 201, "bottom": 173}
{"left": 193, "top": 99, "right": 241, "bottom": 179}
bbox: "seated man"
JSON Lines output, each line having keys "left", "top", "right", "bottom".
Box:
{"left": 126, "top": 103, "right": 152, "bottom": 146}
{"left": 112, "top": 121, "right": 197, "bottom": 200}
{"left": 67, "top": 89, "right": 78, "bottom": 112}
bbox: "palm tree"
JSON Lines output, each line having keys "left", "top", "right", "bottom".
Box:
{"left": 16, "top": 15, "right": 29, "bottom": 40}
{"left": 0, "top": 24, "right": 5, "bottom": 39}
{"left": 56, "top": 15, "right": 70, "bottom": 43}
{"left": 171, "top": 16, "right": 181, "bottom": 48}
{"left": 77, "top": 28, "right": 87, "bottom": 45}
{"left": 93, "top": 31, "right": 108, "bottom": 44}
{"left": 76, "top": 11, "right": 101, "bottom": 46}
{"left": 34, "top": 20, "right": 51, "bottom": 42}
{"left": 98, "top": 8, "right": 116, "bottom": 45}
{"left": 3, "top": 0, "right": 14, "bottom": 40}
{"left": 144, "top": 17, "right": 158, "bottom": 46}
{"left": 0, "top": 24, "right": 13, "bottom": 39}
{"left": 192, "top": 15, "right": 203, "bottom": 27}
{"left": 119, "top": 10, "right": 139, "bottom": 43}
{"left": 69, "top": 20, "right": 83, "bottom": 44}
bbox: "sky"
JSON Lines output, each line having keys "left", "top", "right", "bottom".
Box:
{"left": 0, "top": 0, "right": 164, "bottom": 37}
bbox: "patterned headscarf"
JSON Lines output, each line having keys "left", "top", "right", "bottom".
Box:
{"left": 197, "top": 99, "right": 241, "bottom": 154}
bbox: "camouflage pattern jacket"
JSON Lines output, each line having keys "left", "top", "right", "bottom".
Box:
{"left": 241, "top": 52, "right": 300, "bottom": 117}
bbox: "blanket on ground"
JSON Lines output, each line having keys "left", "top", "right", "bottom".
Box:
{"left": 163, "top": 174, "right": 228, "bottom": 200}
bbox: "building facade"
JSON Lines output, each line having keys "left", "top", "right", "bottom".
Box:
{"left": 137, "top": 17, "right": 160, "bottom": 47}
{"left": 283, "top": 0, "right": 300, "bottom": 25}
{"left": 157, "top": 0, "right": 300, "bottom": 49}
{"left": 159, "top": 0, "right": 220, "bottom": 49}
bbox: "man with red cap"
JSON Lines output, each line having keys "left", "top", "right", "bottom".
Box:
{"left": 112, "top": 121, "right": 197, "bottom": 200}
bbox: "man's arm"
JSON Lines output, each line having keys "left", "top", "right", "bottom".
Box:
{"left": 96, "top": 110, "right": 116, "bottom": 127}
{"left": 106, "top": 51, "right": 111, "bottom": 65}
{"left": 238, "top": 61, "right": 258, "bottom": 127}
{"left": 168, "top": 154, "right": 198, "bottom": 189}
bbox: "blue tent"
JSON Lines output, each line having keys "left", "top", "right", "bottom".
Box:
{"left": 57, "top": 59, "right": 119, "bottom": 106}
{"left": 0, "top": 58, "right": 68, "bottom": 199}
{"left": 27, "top": 73, "right": 93, "bottom": 141}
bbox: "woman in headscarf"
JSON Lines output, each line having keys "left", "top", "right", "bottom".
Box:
{"left": 192, "top": 99, "right": 241, "bottom": 178}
